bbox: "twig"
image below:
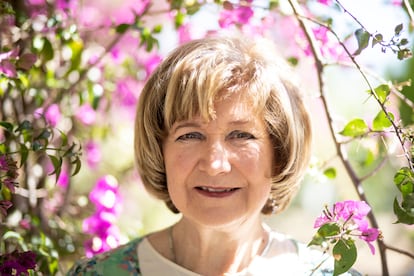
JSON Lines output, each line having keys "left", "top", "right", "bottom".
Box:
{"left": 286, "top": 0, "right": 390, "bottom": 274}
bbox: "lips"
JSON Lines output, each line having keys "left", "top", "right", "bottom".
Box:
{"left": 195, "top": 186, "right": 240, "bottom": 198}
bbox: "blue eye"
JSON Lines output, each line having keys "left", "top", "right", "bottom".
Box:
{"left": 228, "top": 131, "right": 256, "bottom": 140}
{"left": 176, "top": 132, "right": 204, "bottom": 141}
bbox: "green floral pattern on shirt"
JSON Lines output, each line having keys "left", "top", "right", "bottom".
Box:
{"left": 67, "top": 237, "right": 143, "bottom": 276}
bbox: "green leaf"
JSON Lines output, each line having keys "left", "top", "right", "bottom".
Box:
{"left": 372, "top": 110, "right": 393, "bottom": 131}
{"left": 353, "top": 28, "right": 370, "bottom": 56}
{"left": 333, "top": 239, "right": 357, "bottom": 276}
{"left": 394, "top": 23, "right": 403, "bottom": 35}
{"left": 59, "top": 130, "right": 68, "bottom": 147}
{"left": 68, "top": 39, "right": 83, "bottom": 72}
{"left": 175, "top": 11, "right": 186, "bottom": 28}
{"left": 308, "top": 223, "right": 341, "bottom": 247}
{"left": 0, "top": 121, "right": 14, "bottom": 132}
{"left": 372, "top": 33, "right": 383, "bottom": 48}
{"left": 394, "top": 167, "right": 414, "bottom": 196}
{"left": 48, "top": 155, "right": 62, "bottom": 183}
{"left": 41, "top": 37, "right": 54, "bottom": 61}
{"left": 115, "top": 23, "right": 130, "bottom": 34}
{"left": 3, "top": 231, "right": 28, "bottom": 251}
{"left": 323, "top": 167, "right": 337, "bottom": 179}
{"left": 339, "top": 119, "right": 368, "bottom": 137}
{"left": 371, "top": 84, "right": 390, "bottom": 104}
{"left": 393, "top": 197, "right": 414, "bottom": 225}
{"left": 71, "top": 157, "right": 82, "bottom": 176}
{"left": 19, "top": 143, "right": 29, "bottom": 167}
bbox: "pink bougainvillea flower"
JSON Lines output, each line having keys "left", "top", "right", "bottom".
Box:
{"left": 218, "top": 1, "right": 254, "bottom": 29}
{"left": 83, "top": 211, "right": 116, "bottom": 235}
{"left": 0, "top": 60, "right": 17, "bottom": 78}
{"left": 45, "top": 104, "right": 61, "bottom": 127}
{"left": 26, "top": 0, "right": 46, "bottom": 5}
{"left": 75, "top": 103, "right": 96, "bottom": 125}
{"left": 314, "top": 200, "right": 379, "bottom": 254}
{"left": 318, "top": 0, "right": 333, "bottom": 5}
{"left": 83, "top": 222, "right": 121, "bottom": 257}
{"left": 88, "top": 175, "right": 122, "bottom": 213}
{"left": 85, "top": 140, "right": 101, "bottom": 169}
{"left": 144, "top": 54, "right": 162, "bottom": 79}
{"left": 115, "top": 78, "right": 140, "bottom": 107}
{"left": 56, "top": 0, "right": 77, "bottom": 11}
{"left": 178, "top": 23, "right": 192, "bottom": 44}
{"left": 360, "top": 227, "right": 380, "bottom": 254}
{"left": 34, "top": 104, "right": 62, "bottom": 127}
{"left": 57, "top": 168, "right": 69, "bottom": 189}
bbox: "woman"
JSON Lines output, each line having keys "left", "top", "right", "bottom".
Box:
{"left": 68, "top": 36, "right": 359, "bottom": 275}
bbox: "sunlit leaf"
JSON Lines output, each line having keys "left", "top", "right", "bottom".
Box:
{"left": 324, "top": 167, "right": 337, "bottom": 179}
{"left": 370, "top": 84, "right": 390, "bottom": 104}
{"left": 308, "top": 223, "right": 341, "bottom": 247}
{"left": 394, "top": 167, "right": 414, "bottom": 196}
{"left": 41, "top": 37, "right": 54, "bottom": 61}
{"left": 68, "top": 39, "right": 83, "bottom": 72}
{"left": 175, "top": 11, "right": 186, "bottom": 28}
{"left": 339, "top": 119, "right": 368, "bottom": 137}
{"left": 372, "top": 110, "right": 393, "bottom": 131}
{"left": 353, "top": 28, "right": 370, "bottom": 56}
{"left": 333, "top": 239, "right": 357, "bottom": 276}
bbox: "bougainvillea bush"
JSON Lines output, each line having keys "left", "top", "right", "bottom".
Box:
{"left": 0, "top": 0, "right": 413, "bottom": 274}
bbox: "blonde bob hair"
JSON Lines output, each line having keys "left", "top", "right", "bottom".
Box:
{"left": 134, "top": 36, "right": 312, "bottom": 215}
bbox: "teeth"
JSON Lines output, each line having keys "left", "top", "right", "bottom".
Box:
{"left": 200, "top": 187, "right": 234, "bottom": 192}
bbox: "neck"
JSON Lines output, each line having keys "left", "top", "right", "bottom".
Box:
{"left": 170, "top": 217, "right": 269, "bottom": 276}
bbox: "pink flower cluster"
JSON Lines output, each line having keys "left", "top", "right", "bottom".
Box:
{"left": 218, "top": 1, "right": 254, "bottom": 29}
{"left": 83, "top": 175, "right": 122, "bottom": 257}
{"left": 314, "top": 200, "right": 380, "bottom": 254}
{"left": 34, "top": 104, "right": 62, "bottom": 127}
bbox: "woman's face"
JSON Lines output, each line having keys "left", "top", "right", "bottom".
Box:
{"left": 163, "top": 91, "right": 274, "bottom": 228}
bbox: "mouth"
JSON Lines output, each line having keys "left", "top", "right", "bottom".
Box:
{"left": 195, "top": 186, "right": 240, "bottom": 197}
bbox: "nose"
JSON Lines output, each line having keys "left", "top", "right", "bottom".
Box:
{"left": 199, "top": 140, "right": 231, "bottom": 175}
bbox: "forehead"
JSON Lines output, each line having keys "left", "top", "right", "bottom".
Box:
{"left": 178, "top": 91, "right": 265, "bottom": 126}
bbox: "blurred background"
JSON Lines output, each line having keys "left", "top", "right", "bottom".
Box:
{"left": 0, "top": 0, "right": 413, "bottom": 274}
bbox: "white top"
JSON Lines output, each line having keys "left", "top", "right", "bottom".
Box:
{"left": 137, "top": 229, "right": 356, "bottom": 276}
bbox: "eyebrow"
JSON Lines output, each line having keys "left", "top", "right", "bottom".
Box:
{"left": 171, "top": 119, "right": 254, "bottom": 133}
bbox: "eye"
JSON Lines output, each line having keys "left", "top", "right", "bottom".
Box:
{"left": 176, "top": 132, "right": 204, "bottom": 142}
{"left": 228, "top": 130, "right": 256, "bottom": 140}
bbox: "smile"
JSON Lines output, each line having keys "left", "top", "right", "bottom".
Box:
{"left": 195, "top": 186, "right": 240, "bottom": 198}
{"left": 197, "top": 187, "right": 238, "bottom": 193}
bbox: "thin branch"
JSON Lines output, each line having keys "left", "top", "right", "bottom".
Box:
{"left": 298, "top": 13, "right": 413, "bottom": 172}
{"left": 286, "top": 0, "right": 390, "bottom": 274}
{"left": 385, "top": 243, "right": 414, "bottom": 259}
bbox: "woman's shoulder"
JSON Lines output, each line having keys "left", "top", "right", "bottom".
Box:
{"left": 66, "top": 237, "right": 144, "bottom": 276}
